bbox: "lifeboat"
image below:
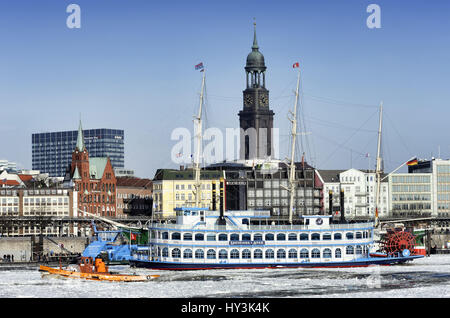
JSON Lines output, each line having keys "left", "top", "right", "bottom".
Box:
{"left": 39, "top": 257, "right": 159, "bottom": 282}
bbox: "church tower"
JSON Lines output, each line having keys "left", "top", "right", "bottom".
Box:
{"left": 71, "top": 119, "right": 89, "bottom": 180}
{"left": 239, "top": 22, "right": 274, "bottom": 161}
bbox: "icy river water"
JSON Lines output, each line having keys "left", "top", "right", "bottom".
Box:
{"left": 1, "top": 255, "right": 450, "bottom": 298}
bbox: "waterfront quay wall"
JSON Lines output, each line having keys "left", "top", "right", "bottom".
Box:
{"left": 0, "top": 236, "right": 88, "bottom": 262}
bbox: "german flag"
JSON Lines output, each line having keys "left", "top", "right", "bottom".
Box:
{"left": 407, "top": 158, "right": 418, "bottom": 166}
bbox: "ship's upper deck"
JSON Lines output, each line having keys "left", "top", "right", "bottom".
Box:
{"left": 152, "top": 207, "right": 374, "bottom": 232}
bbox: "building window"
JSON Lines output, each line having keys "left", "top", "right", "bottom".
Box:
{"left": 300, "top": 249, "right": 309, "bottom": 258}
{"left": 183, "top": 249, "right": 192, "bottom": 259}
{"left": 207, "top": 249, "right": 216, "bottom": 259}
{"left": 346, "top": 246, "right": 354, "bottom": 255}
{"left": 311, "top": 248, "right": 320, "bottom": 258}
{"left": 183, "top": 233, "right": 192, "bottom": 241}
{"left": 219, "top": 249, "right": 228, "bottom": 259}
{"left": 288, "top": 249, "right": 297, "bottom": 259}
{"left": 276, "top": 249, "right": 286, "bottom": 259}
{"left": 171, "top": 248, "right": 181, "bottom": 258}
{"left": 253, "top": 249, "right": 263, "bottom": 259}
{"left": 195, "top": 249, "right": 204, "bottom": 259}
{"left": 242, "top": 249, "right": 251, "bottom": 259}
{"left": 323, "top": 248, "right": 332, "bottom": 258}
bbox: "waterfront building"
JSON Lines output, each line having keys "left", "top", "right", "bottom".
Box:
{"left": 318, "top": 169, "right": 389, "bottom": 220}
{"left": 32, "top": 127, "right": 124, "bottom": 177}
{"left": 0, "top": 159, "right": 18, "bottom": 172}
{"left": 207, "top": 160, "right": 322, "bottom": 221}
{"left": 409, "top": 158, "right": 450, "bottom": 218}
{"left": 68, "top": 120, "right": 117, "bottom": 218}
{"left": 388, "top": 173, "right": 432, "bottom": 218}
{"left": 152, "top": 168, "right": 223, "bottom": 219}
{"left": 0, "top": 187, "right": 75, "bottom": 237}
{"left": 116, "top": 177, "right": 152, "bottom": 218}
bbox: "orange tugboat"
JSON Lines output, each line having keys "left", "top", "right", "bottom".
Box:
{"left": 39, "top": 257, "right": 159, "bottom": 282}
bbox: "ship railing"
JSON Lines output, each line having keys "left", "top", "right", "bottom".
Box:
{"left": 148, "top": 221, "right": 374, "bottom": 231}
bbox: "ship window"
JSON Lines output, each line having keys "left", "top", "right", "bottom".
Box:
{"left": 311, "top": 248, "right": 320, "bottom": 258}
{"left": 207, "top": 249, "right": 216, "bottom": 259}
{"left": 242, "top": 218, "right": 249, "bottom": 225}
{"left": 300, "top": 233, "right": 309, "bottom": 241}
{"left": 183, "top": 233, "right": 192, "bottom": 241}
{"left": 242, "top": 233, "right": 251, "bottom": 241}
{"left": 265, "top": 249, "right": 274, "bottom": 259}
{"left": 171, "top": 232, "right": 181, "bottom": 240}
{"left": 300, "top": 249, "right": 309, "bottom": 258}
{"left": 183, "top": 249, "right": 192, "bottom": 259}
{"left": 254, "top": 233, "right": 263, "bottom": 241}
{"left": 242, "top": 249, "right": 251, "bottom": 259}
{"left": 334, "top": 233, "right": 342, "bottom": 240}
{"left": 162, "top": 247, "right": 169, "bottom": 257}
{"left": 323, "top": 233, "right": 332, "bottom": 240}
{"left": 277, "top": 249, "right": 286, "bottom": 259}
{"left": 218, "top": 233, "right": 228, "bottom": 241}
{"left": 323, "top": 248, "right": 332, "bottom": 258}
{"left": 288, "top": 249, "right": 297, "bottom": 259}
{"left": 195, "top": 249, "right": 204, "bottom": 259}
{"left": 288, "top": 233, "right": 297, "bottom": 241}
{"left": 195, "top": 233, "right": 204, "bottom": 241}
{"left": 171, "top": 248, "right": 181, "bottom": 258}
{"left": 346, "top": 246, "right": 354, "bottom": 255}
{"left": 254, "top": 249, "right": 263, "bottom": 259}
{"left": 207, "top": 234, "right": 216, "bottom": 241}
{"left": 265, "top": 233, "right": 274, "bottom": 241}
{"left": 346, "top": 232, "right": 354, "bottom": 240}
{"left": 230, "top": 249, "right": 239, "bottom": 259}
{"left": 219, "top": 249, "right": 228, "bottom": 259}
{"left": 356, "top": 245, "right": 362, "bottom": 254}
{"left": 276, "top": 233, "right": 286, "bottom": 241}
{"left": 311, "top": 233, "right": 320, "bottom": 241}
{"left": 230, "top": 233, "right": 239, "bottom": 241}
{"left": 335, "top": 248, "right": 342, "bottom": 258}
{"left": 356, "top": 232, "right": 362, "bottom": 239}
{"left": 162, "top": 232, "right": 169, "bottom": 240}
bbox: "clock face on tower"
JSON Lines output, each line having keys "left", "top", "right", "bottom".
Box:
{"left": 244, "top": 94, "right": 253, "bottom": 106}
{"left": 259, "top": 93, "right": 268, "bottom": 106}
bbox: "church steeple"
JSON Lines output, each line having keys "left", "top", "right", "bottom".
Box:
{"left": 252, "top": 21, "right": 259, "bottom": 50}
{"left": 239, "top": 22, "right": 274, "bottom": 161}
{"left": 76, "top": 119, "right": 86, "bottom": 152}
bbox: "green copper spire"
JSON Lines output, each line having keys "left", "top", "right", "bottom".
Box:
{"left": 252, "top": 20, "right": 258, "bottom": 50}
{"left": 76, "top": 119, "right": 85, "bottom": 151}
{"left": 245, "top": 19, "right": 266, "bottom": 72}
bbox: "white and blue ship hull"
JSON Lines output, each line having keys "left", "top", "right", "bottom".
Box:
{"left": 130, "top": 208, "right": 424, "bottom": 270}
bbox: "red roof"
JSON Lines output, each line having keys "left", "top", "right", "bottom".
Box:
{"left": 0, "top": 180, "right": 20, "bottom": 186}
{"left": 18, "top": 174, "right": 33, "bottom": 182}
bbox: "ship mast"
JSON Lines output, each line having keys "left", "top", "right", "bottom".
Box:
{"left": 194, "top": 67, "right": 206, "bottom": 207}
{"left": 374, "top": 101, "right": 383, "bottom": 228}
{"left": 288, "top": 67, "right": 301, "bottom": 224}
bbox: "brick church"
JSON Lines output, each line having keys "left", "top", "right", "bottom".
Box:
{"left": 69, "top": 120, "right": 117, "bottom": 217}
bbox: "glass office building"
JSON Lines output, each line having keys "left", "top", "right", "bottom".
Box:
{"left": 32, "top": 129, "right": 124, "bottom": 177}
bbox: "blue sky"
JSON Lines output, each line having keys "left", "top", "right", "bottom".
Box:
{"left": 0, "top": 0, "right": 449, "bottom": 177}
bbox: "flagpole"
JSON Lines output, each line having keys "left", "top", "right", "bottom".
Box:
{"left": 288, "top": 64, "right": 301, "bottom": 225}
{"left": 194, "top": 65, "right": 206, "bottom": 207}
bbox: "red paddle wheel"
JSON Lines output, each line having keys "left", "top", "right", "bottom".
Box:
{"left": 380, "top": 229, "right": 416, "bottom": 255}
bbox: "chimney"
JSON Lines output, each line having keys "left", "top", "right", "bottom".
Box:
{"left": 328, "top": 191, "right": 333, "bottom": 216}
{"left": 340, "top": 189, "right": 346, "bottom": 223}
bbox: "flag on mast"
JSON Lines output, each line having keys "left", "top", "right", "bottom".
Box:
{"left": 407, "top": 158, "right": 418, "bottom": 166}
{"left": 293, "top": 62, "right": 300, "bottom": 68}
{"left": 195, "top": 62, "right": 204, "bottom": 71}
